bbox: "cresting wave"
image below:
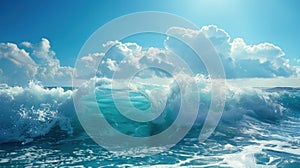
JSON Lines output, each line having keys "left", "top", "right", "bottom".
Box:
{"left": 0, "top": 81, "right": 75, "bottom": 144}
{"left": 0, "top": 77, "right": 299, "bottom": 144}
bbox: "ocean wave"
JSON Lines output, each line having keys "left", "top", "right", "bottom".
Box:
{"left": 0, "top": 81, "right": 74, "bottom": 143}
{"left": 0, "top": 77, "right": 299, "bottom": 143}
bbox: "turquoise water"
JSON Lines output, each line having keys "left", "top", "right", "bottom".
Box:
{"left": 0, "top": 82, "right": 299, "bottom": 167}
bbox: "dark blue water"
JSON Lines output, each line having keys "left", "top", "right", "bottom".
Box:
{"left": 0, "top": 81, "right": 299, "bottom": 167}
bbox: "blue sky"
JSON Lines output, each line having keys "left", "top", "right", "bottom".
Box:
{"left": 0, "top": 0, "right": 299, "bottom": 66}
{"left": 0, "top": 0, "right": 300, "bottom": 86}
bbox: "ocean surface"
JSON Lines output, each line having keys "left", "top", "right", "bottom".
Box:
{"left": 0, "top": 79, "right": 299, "bottom": 167}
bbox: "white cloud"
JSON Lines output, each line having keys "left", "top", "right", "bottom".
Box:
{"left": 78, "top": 25, "right": 297, "bottom": 80}
{"left": 78, "top": 41, "right": 175, "bottom": 79}
{"left": 0, "top": 42, "right": 38, "bottom": 85}
{"left": 228, "top": 37, "right": 293, "bottom": 78}
{"left": 24, "top": 38, "right": 73, "bottom": 85}
{"left": 230, "top": 38, "right": 285, "bottom": 61}
{"left": 166, "top": 25, "right": 297, "bottom": 78}
{"left": 1, "top": 25, "right": 298, "bottom": 86}
{"left": 105, "top": 58, "right": 119, "bottom": 72}
{"left": 200, "top": 25, "right": 231, "bottom": 55}
{"left": 80, "top": 52, "right": 104, "bottom": 68}
{"left": 77, "top": 52, "right": 104, "bottom": 79}
{"left": 21, "top": 41, "right": 33, "bottom": 48}
{"left": 0, "top": 39, "right": 73, "bottom": 86}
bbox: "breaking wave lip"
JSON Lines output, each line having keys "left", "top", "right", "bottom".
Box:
{"left": 0, "top": 77, "right": 299, "bottom": 144}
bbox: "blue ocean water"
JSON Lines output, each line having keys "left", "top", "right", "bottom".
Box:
{"left": 0, "top": 80, "right": 299, "bottom": 167}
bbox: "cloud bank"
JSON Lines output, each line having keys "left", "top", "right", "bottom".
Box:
{"left": 0, "top": 38, "right": 72, "bottom": 86}
{"left": 166, "top": 25, "right": 297, "bottom": 78}
{"left": 78, "top": 25, "right": 298, "bottom": 80}
{"left": 78, "top": 41, "right": 175, "bottom": 79}
{"left": 0, "top": 25, "right": 298, "bottom": 86}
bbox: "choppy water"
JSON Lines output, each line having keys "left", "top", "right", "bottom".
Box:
{"left": 0, "top": 80, "right": 299, "bottom": 167}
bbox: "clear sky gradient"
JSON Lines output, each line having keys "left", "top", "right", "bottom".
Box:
{"left": 0, "top": 0, "right": 299, "bottom": 66}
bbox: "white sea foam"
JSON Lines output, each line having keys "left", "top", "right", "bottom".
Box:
{"left": 0, "top": 76, "right": 299, "bottom": 143}
{"left": 0, "top": 81, "right": 74, "bottom": 143}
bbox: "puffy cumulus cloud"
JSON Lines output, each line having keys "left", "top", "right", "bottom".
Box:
{"left": 229, "top": 38, "right": 293, "bottom": 78}
{"left": 105, "top": 58, "right": 119, "bottom": 72}
{"left": 103, "top": 41, "right": 143, "bottom": 70}
{"left": 79, "top": 52, "right": 105, "bottom": 76}
{"left": 26, "top": 38, "right": 73, "bottom": 85}
{"left": 107, "top": 42, "right": 176, "bottom": 77}
{"left": 76, "top": 41, "right": 142, "bottom": 79}
{"left": 166, "top": 25, "right": 231, "bottom": 56}
{"left": 0, "top": 38, "right": 73, "bottom": 86}
{"left": 0, "top": 43, "right": 37, "bottom": 85}
{"left": 78, "top": 25, "right": 297, "bottom": 80}
{"left": 4, "top": 25, "right": 295, "bottom": 86}
{"left": 230, "top": 38, "right": 285, "bottom": 61}
{"left": 200, "top": 25, "right": 231, "bottom": 55}
{"left": 166, "top": 25, "right": 298, "bottom": 78}
{"left": 77, "top": 41, "right": 175, "bottom": 79}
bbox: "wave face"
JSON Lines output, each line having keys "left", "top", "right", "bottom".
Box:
{"left": 0, "top": 79, "right": 299, "bottom": 167}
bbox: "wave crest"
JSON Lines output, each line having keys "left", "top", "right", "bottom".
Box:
{"left": 0, "top": 81, "right": 74, "bottom": 143}
{"left": 0, "top": 78, "right": 299, "bottom": 143}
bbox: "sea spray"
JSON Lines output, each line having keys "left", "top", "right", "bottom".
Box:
{"left": 0, "top": 81, "right": 74, "bottom": 143}
{"left": 0, "top": 78, "right": 299, "bottom": 144}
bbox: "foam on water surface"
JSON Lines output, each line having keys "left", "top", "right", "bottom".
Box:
{"left": 0, "top": 78, "right": 299, "bottom": 167}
